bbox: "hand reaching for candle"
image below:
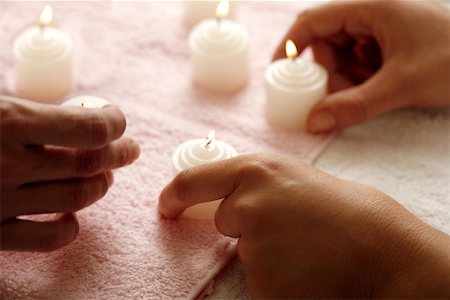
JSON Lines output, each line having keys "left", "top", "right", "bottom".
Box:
{"left": 273, "top": 0, "right": 450, "bottom": 133}
{"left": 0, "top": 96, "right": 140, "bottom": 251}
{"left": 159, "top": 154, "right": 450, "bottom": 298}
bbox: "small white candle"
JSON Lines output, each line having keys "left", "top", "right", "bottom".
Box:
{"left": 184, "top": 0, "right": 237, "bottom": 29}
{"left": 13, "top": 5, "right": 73, "bottom": 103}
{"left": 172, "top": 130, "right": 238, "bottom": 219}
{"left": 265, "top": 40, "right": 328, "bottom": 131}
{"left": 189, "top": 0, "right": 249, "bottom": 93}
{"left": 61, "top": 96, "right": 110, "bottom": 108}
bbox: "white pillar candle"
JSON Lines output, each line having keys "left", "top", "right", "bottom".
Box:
{"left": 265, "top": 40, "right": 328, "bottom": 131}
{"left": 61, "top": 96, "right": 110, "bottom": 108}
{"left": 189, "top": 0, "right": 249, "bottom": 93}
{"left": 184, "top": 0, "right": 237, "bottom": 29}
{"left": 172, "top": 131, "right": 238, "bottom": 219}
{"left": 13, "top": 5, "right": 73, "bottom": 103}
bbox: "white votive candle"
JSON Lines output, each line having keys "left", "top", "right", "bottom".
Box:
{"left": 189, "top": 0, "right": 249, "bottom": 93}
{"left": 265, "top": 40, "right": 328, "bottom": 130}
{"left": 61, "top": 96, "right": 110, "bottom": 108}
{"left": 13, "top": 5, "right": 73, "bottom": 103}
{"left": 184, "top": 0, "right": 237, "bottom": 29}
{"left": 172, "top": 131, "right": 238, "bottom": 219}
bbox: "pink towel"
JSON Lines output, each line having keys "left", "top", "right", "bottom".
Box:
{"left": 0, "top": 2, "right": 332, "bottom": 298}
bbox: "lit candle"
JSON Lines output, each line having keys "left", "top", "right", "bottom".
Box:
{"left": 189, "top": 0, "right": 249, "bottom": 93}
{"left": 265, "top": 40, "right": 328, "bottom": 130}
{"left": 61, "top": 96, "right": 110, "bottom": 108}
{"left": 13, "top": 5, "right": 73, "bottom": 103}
{"left": 184, "top": 0, "right": 237, "bottom": 29}
{"left": 172, "top": 130, "right": 238, "bottom": 219}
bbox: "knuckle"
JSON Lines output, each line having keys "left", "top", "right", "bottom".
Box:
{"left": 237, "top": 161, "right": 267, "bottom": 179}
{"left": 295, "top": 9, "right": 315, "bottom": 30}
{"left": 172, "top": 169, "right": 194, "bottom": 203}
{"left": 76, "top": 150, "right": 103, "bottom": 175}
{"left": 297, "top": 9, "right": 311, "bottom": 21}
{"left": 67, "top": 182, "right": 90, "bottom": 211}
{"left": 237, "top": 154, "right": 282, "bottom": 180}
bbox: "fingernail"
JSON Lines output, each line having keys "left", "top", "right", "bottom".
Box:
{"left": 129, "top": 140, "right": 141, "bottom": 163}
{"left": 105, "top": 171, "right": 114, "bottom": 186}
{"left": 54, "top": 213, "right": 63, "bottom": 221}
{"left": 308, "top": 110, "right": 337, "bottom": 133}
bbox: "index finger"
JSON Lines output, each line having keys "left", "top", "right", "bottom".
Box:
{"left": 158, "top": 156, "right": 250, "bottom": 219}
{"left": 1, "top": 96, "right": 126, "bottom": 148}
{"left": 272, "top": 1, "right": 376, "bottom": 61}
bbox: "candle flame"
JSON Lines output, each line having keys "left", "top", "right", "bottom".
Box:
{"left": 39, "top": 5, "right": 53, "bottom": 27}
{"left": 216, "top": 0, "right": 229, "bottom": 19}
{"left": 207, "top": 130, "right": 215, "bottom": 140}
{"left": 285, "top": 39, "right": 298, "bottom": 59}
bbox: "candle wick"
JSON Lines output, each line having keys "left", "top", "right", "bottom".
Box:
{"left": 204, "top": 137, "right": 213, "bottom": 148}
{"left": 40, "top": 25, "right": 45, "bottom": 37}
{"left": 216, "top": 17, "right": 222, "bottom": 30}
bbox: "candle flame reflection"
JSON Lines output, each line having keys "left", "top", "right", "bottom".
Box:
{"left": 216, "top": 0, "right": 229, "bottom": 19}
{"left": 39, "top": 5, "right": 53, "bottom": 27}
{"left": 285, "top": 39, "right": 298, "bottom": 59}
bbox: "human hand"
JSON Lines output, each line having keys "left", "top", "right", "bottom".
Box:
{"left": 0, "top": 96, "right": 140, "bottom": 251}
{"left": 159, "top": 154, "right": 450, "bottom": 298}
{"left": 273, "top": 0, "right": 450, "bottom": 133}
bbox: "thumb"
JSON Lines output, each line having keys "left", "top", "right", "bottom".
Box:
{"left": 307, "top": 67, "right": 405, "bottom": 133}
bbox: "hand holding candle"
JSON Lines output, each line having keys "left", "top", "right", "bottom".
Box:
{"left": 13, "top": 5, "right": 73, "bottom": 103}
{"left": 171, "top": 131, "right": 237, "bottom": 219}
{"left": 0, "top": 95, "right": 140, "bottom": 251}
{"left": 272, "top": 1, "right": 450, "bottom": 133}
{"left": 189, "top": 0, "right": 249, "bottom": 93}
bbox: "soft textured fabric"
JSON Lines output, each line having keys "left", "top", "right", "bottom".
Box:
{"left": 0, "top": 2, "right": 332, "bottom": 299}
{"left": 208, "top": 108, "right": 450, "bottom": 298}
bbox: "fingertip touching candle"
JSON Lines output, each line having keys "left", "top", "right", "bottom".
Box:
{"left": 184, "top": 0, "right": 237, "bottom": 29}
{"left": 265, "top": 40, "right": 328, "bottom": 131}
{"left": 13, "top": 5, "right": 73, "bottom": 103}
{"left": 172, "top": 130, "right": 238, "bottom": 219}
{"left": 189, "top": 0, "right": 249, "bottom": 93}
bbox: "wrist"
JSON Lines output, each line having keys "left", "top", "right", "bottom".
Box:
{"left": 379, "top": 223, "right": 450, "bottom": 298}
{"left": 345, "top": 190, "right": 450, "bottom": 298}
